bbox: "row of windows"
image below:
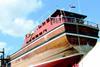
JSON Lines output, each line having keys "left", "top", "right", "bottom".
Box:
{"left": 26, "top": 29, "right": 47, "bottom": 43}
{"left": 38, "top": 22, "right": 46, "bottom": 29}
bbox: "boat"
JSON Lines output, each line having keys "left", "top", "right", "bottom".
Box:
{"left": 6, "top": 9, "right": 99, "bottom": 67}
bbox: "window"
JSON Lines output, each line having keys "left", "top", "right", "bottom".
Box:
{"left": 42, "top": 22, "right": 46, "bottom": 25}
{"left": 36, "top": 35, "right": 38, "bottom": 38}
{"left": 39, "top": 32, "right": 42, "bottom": 35}
{"left": 38, "top": 25, "right": 42, "bottom": 29}
{"left": 32, "top": 37, "right": 35, "bottom": 40}
{"left": 46, "top": 18, "right": 50, "bottom": 22}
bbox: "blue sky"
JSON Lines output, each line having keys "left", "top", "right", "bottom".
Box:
{"left": 0, "top": 0, "right": 100, "bottom": 57}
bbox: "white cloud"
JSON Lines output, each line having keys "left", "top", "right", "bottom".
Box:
{"left": 0, "top": 0, "right": 42, "bottom": 37}
{"left": 1, "top": 18, "right": 39, "bottom": 37}
{"left": 0, "top": 41, "right": 7, "bottom": 49}
{"left": 0, "top": 41, "right": 13, "bottom": 56}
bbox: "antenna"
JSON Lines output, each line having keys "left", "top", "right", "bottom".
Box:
{"left": 77, "top": 0, "right": 81, "bottom": 13}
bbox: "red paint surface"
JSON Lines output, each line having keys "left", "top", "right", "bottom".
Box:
{"left": 34, "top": 55, "right": 82, "bottom": 67}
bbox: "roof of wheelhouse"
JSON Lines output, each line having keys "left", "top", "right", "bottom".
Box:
{"left": 50, "top": 9, "right": 87, "bottom": 19}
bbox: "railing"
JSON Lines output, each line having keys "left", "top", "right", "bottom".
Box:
{"left": 83, "top": 20, "right": 98, "bottom": 29}
{"left": 29, "top": 16, "right": 99, "bottom": 38}
{"left": 49, "top": 16, "right": 99, "bottom": 29}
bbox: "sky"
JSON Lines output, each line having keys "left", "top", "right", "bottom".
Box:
{"left": 0, "top": 0, "right": 100, "bottom": 66}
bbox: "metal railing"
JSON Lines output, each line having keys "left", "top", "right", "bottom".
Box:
{"left": 49, "top": 16, "right": 99, "bottom": 29}
{"left": 83, "top": 20, "right": 98, "bottom": 29}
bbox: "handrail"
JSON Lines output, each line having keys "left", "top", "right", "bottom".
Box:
{"left": 50, "top": 16, "right": 99, "bottom": 29}
{"left": 29, "top": 16, "right": 98, "bottom": 36}
{"left": 83, "top": 20, "right": 98, "bottom": 29}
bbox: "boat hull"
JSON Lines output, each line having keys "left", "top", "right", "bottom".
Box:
{"left": 31, "top": 54, "right": 82, "bottom": 67}
{"left": 10, "top": 24, "right": 98, "bottom": 67}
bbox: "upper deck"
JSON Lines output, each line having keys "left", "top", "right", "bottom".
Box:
{"left": 23, "top": 9, "right": 99, "bottom": 47}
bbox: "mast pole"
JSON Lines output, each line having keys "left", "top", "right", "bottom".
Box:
{"left": 77, "top": 0, "right": 81, "bottom": 13}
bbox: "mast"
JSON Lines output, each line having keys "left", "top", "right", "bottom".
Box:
{"left": 77, "top": 0, "right": 81, "bottom": 13}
